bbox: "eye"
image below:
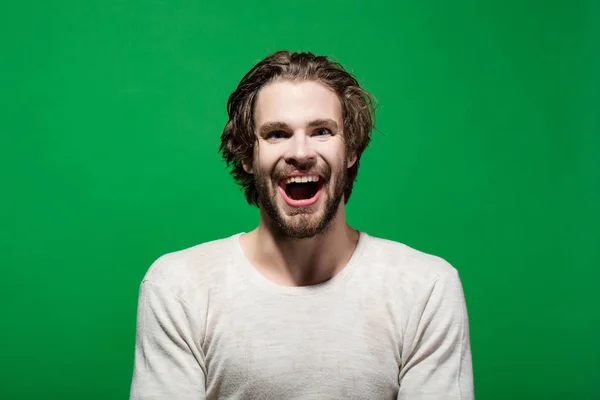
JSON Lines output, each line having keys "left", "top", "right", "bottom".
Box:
{"left": 313, "top": 128, "right": 331, "bottom": 137}
{"left": 266, "top": 131, "right": 285, "bottom": 140}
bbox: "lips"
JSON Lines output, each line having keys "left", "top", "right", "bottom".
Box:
{"left": 277, "top": 175, "right": 325, "bottom": 207}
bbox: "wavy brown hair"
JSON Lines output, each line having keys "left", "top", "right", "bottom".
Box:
{"left": 219, "top": 50, "right": 376, "bottom": 206}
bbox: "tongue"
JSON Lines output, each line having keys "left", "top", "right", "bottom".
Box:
{"left": 287, "top": 183, "right": 316, "bottom": 200}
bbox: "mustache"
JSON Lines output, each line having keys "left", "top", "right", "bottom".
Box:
{"left": 274, "top": 166, "right": 331, "bottom": 181}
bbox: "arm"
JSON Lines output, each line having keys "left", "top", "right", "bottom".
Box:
{"left": 398, "top": 268, "right": 474, "bottom": 400}
{"left": 130, "top": 280, "right": 207, "bottom": 400}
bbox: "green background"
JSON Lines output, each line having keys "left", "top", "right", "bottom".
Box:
{"left": 1, "top": 0, "right": 598, "bottom": 399}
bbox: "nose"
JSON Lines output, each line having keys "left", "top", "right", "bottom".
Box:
{"left": 284, "top": 132, "right": 317, "bottom": 168}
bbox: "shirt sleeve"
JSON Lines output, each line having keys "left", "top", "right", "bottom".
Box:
{"left": 397, "top": 268, "right": 474, "bottom": 400}
{"left": 129, "top": 280, "right": 207, "bottom": 400}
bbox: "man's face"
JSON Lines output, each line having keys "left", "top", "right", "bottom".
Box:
{"left": 246, "top": 79, "right": 356, "bottom": 239}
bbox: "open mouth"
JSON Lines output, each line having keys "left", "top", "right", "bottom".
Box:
{"left": 278, "top": 175, "right": 324, "bottom": 207}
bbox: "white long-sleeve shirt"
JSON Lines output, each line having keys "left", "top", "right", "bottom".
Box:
{"left": 130, "top": 232, "right": 474, "bottom": 399}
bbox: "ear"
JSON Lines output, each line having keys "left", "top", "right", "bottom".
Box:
{"left": 242, "top": 158, "right": 253, "bottom": 174}
{"left": 347, "top": 152, "right": 357, "bottom": 169}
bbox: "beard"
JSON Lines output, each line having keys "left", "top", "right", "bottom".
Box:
{"left": 254, "top": 160, "right": 347, "bottom": 239}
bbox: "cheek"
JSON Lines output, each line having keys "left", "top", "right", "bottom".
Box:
{"left": 255, "top": 146, "right": 281, "bottom": 176}
{"left": 321, "top": 146, "right": 347, "bottom": 171}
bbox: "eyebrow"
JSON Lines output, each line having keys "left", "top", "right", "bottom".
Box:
{"left": 257, "top": 118, "right": 339, "bottom": 135}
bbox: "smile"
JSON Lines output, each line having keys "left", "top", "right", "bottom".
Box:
{"left": 278, "top": 175, "right": 324, "bottom": 207}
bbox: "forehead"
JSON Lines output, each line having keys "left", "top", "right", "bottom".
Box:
{"left": 254, "top": 80, "right": 342, "bottom": 128}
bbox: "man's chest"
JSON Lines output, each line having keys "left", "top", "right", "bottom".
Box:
{"left": 202, "top": 292, "right": 402, "bottom": 399}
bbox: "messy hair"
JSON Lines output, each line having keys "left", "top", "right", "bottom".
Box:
{"left": 219, "top": 50, "right": 376, "bottom": 206}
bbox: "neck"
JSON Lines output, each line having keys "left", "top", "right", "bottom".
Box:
{"left": 240, "top": 203, "right": 360, "bottom": 287}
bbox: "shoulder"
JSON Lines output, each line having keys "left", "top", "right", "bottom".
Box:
{"left": 140, "top": 233, "right": 241, "bottom": 302}
{"left": 360, "top": 232, "right": 460, "bottom": 288}
{"left": 358, "top": 233, "right": 468, "bottom": 327}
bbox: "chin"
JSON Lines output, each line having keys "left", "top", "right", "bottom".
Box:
{"left": 258, "top": 182, "right": 343, "bottom": 239}
{"left": 275, "top": 207, "right": 334, "bottom": 239}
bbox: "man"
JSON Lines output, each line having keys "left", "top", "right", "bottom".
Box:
{"left": 130, "top": 50, "right": 474, "bottom": 399}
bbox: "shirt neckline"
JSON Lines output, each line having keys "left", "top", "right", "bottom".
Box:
{"left": 230, "top": 231, "right": 369, "bottom": 297}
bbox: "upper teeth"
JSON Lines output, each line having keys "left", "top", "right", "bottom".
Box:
{"left": 286, "top": 176, "right": 320, "bottom": 184}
